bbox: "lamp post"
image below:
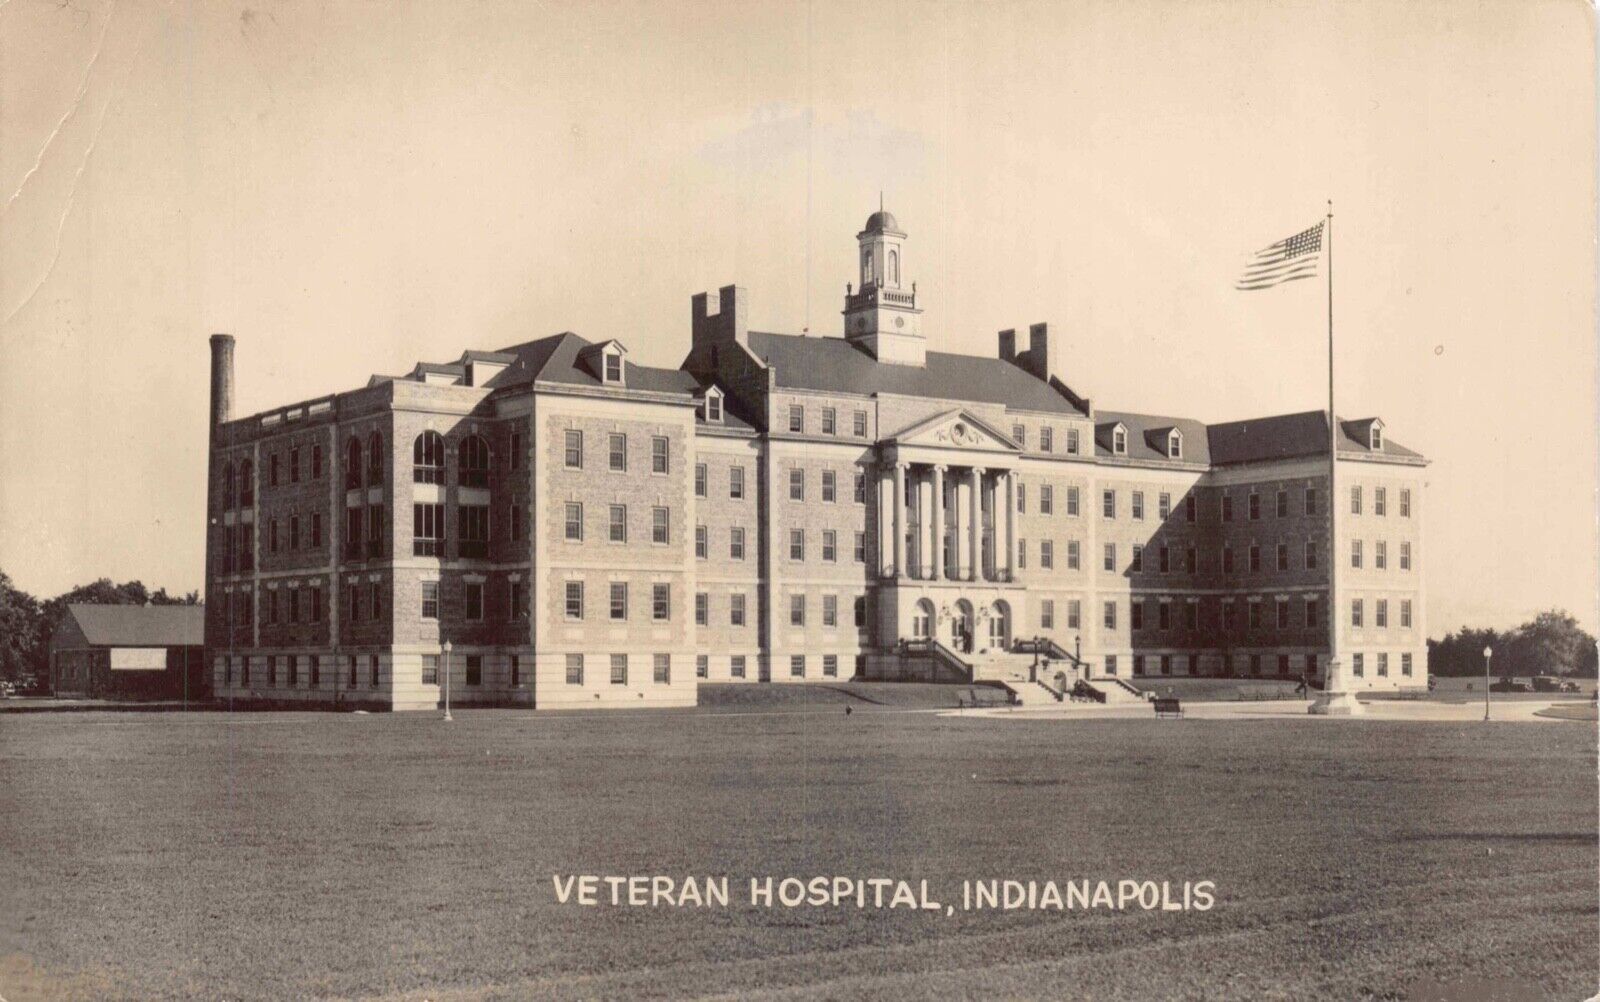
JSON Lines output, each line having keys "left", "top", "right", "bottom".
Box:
{"left": 1482, "top": 645, "right": 1493, "bottom": 721}
{"left": 442, "top": 639, "right": 453, "bottom": 722}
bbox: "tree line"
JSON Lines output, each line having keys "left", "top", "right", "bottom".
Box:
{"left": 1426, "top": 610, "right": 1598, "bottom": 678}
{"left": 0, "top": 569, "right": 199, "bottom": 681}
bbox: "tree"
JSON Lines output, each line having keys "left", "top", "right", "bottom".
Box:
{"left": 1509, "top": 610, "right": 1598, "bottom": 678}
{"left": 26, "top": 577, "right": 200, "bottom": 680}
{"left": 0, "top": 570, "right": 41, "bottom": 681}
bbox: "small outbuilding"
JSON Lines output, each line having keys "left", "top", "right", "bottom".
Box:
{"left": 50, "top": 604, "right": 208, "bottom": 702}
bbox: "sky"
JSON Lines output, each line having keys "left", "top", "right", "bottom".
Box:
{"left": 0, "top": 0, "right": 1594, "bottom": 636}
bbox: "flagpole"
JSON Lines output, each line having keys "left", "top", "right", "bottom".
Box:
{"left": 1325, "top": 199, "right": 1336, "bottom": 678}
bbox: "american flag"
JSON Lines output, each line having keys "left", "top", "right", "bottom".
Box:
{"left": 1235, "top": 221, "right": 1324, "bottom": 291}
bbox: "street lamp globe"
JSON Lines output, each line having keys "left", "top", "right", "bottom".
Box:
{"left": 1482, "top": 645, "right": 1492, "bottom": 659}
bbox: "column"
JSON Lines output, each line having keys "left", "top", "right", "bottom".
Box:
{"left": 878, "top": 467, "right": 893, "bottom": 577}
{"left": 931, "top": 466, "right": 946, "bottom": 580}
{"left": 968, "top": 467, "right": 984, "bottom": 582}
{"left": 893, "top": 462, "right": 907, "bottom": 578}
{"left": 1003, "top": 470, "right": 1017, "bottom": 580}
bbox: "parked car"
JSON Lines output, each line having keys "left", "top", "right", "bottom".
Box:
{"left": 1489, "top": 678, "right": 1530, "bottom": 693}
{"left": 1531, "top": 676, "right": 1581, "bottom": 693}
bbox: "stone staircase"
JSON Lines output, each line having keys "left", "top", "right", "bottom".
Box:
{"left": 1087, "top": 676, "right": 1149, "bottom": 704}
{"left": 970, "top": 651, "right": 1080, "bottom": 706}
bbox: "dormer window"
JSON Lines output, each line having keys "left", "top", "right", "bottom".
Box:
{"left": 701, "top": 387, "right": 725, "bottom": 424}
{"left": 1369, "top": 424, "right": 1383, "bottom": 450}
{"left": 604, "top": 354, "right": 623, "bottom": 383}
{"left": 1167, "top": 429, "right": 1183, "bottom": 459}
{"left": 1112, "top": 425, "right": 1128, "bottom": 455}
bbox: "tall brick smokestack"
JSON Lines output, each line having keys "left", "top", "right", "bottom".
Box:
{"left": 209, "top": 333, "right": 235, "bottom": 438}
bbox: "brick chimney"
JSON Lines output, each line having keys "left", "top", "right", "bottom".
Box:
{"left": 209, "top": 333, "right": 235, "bottom": 439}
{"left": 997, "top": 328, "right": 1017, "bottom": 363}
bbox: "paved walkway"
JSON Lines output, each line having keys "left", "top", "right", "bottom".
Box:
{"left": 944, "top": 696, "right": 1590, "bottom": 723}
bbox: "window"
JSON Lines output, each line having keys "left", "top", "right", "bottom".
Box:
{"left": 1375, "top": 540, "right": 1387, "bottom": 570}
{"left": 459, "top": 435, "right": 490, "bottom": 488}
{"left": 1067, "top": 539, "right": 1080, "bottom": 570}
{"left": 1222, "top": 545, "right": 1234, "bottom": 573}
{"left": 1376, "top": 599, "right": 1388, "bottom": 628}
{"left": 1017, "top": 484, "right": 1026, "bottom": 513}
{"left": 788, "top": 405, "right": 804, "bottom": 433}
{"left": 789, "top": 469, "right": 805, "bottom": 501}
{"left": 823, "top": 594, "right": 838, "bottom": 627}
{"left": 1305, "top": 540, "right": 1318, "bottom": 569}
{"left": 1103, "top": 542, "right": 1116, "bottom": 571}
{"left": 1130, "top": 544, "right": 1143, "bottom": 573}
{"left": 1400, "top": 488, "right": 1411, "bottom": 518}
{"left": 1401, "top": 653, "right": 1413, "bottom": 676}
{"left": 1013, "top": 424, "right": 1026, "bottom": 447}
{"left": 608, "top": 505, "right": 627, "bottom": 543}
{"left": 1222, "top": 495, "right": 1234, "bottom": 522}
{"left": 1104, "top": 655, "right": 1118, "bottom": 676}
{"left": 510, "top": 432, "right": 522, "bottom": 469}
{"left": 731, "top": 594, "right": 746, "bottom": 627}
{"left": 1111, "top": 426, "right": 1126, "bottom": 454}
{"left": 510, "top": 505, "right": 524, "bottom": 542}
{"left": 823, "top": 655, "right": 838, "bottom": 678}
{"left": 1185, "top": 495, "right": 1197, "bottom": 523}
{"left": 413, "top": 432, "right": 444, "bottom": 484}
{"left": 1067, "top": 599, "right": 1081, "bottom": 629}
{"left": 465, "top": 656, "right": 481, "bottom": 687}
{"left": 1131, "top": 602, "right": 1144, "bottom": 631}
{"left": 564, "top": 503, "right": 583, "bottom": 541}
{"left": 822, "top": 408, "right": 836, "bottom": 435}
{"left": 610, "top": 654, "right": 627, "bottom": 685}
{"left": 694, "top": 463, "right": 707, "bottom": 497}
{"left": 602, "top": 582, "right": 625, "bottom": 621}
{"left": 311, "top": 513, "right": 322, "bottom": 548}
{"left": 1041, "top": 427, "right": 1054, "bottom": 453}
{"left": 421, "top": 581, "right": 439, "bottom": 620}
{"left": 695, "top": 525, "right": 708, "bottom": 559}
{"left": 653, "top": 584, "right": 671, "bottom": 622}
{"left": 1066, "top": 487, "right": 1080, "bottom": 517}
{"left": 1041, "top": 540, "right": 1054, "bottom": 569}
{"left": 370, "top": 581, "right": 382, "bottom": 620}
{"left": 1305, "top": 486, "right": 1317, "bottom": 515}
{"left": 789, "top": 529, "right": 805, "bottom": 561}
{"left": 651, "top": 507, "right": 670, "bottom": 545}
{"left": 1276, "top": 599, "right": 1289, "bottom": 629}
{"left": 1351, "top": 598, "right": 1363, "bottom": 628}
{"left": 564, "top": 430, "right": 583, "bottom": 469}
{"left": 1305, "top": 598, "right": 1319, "bottom": 628}
{"left": 854, "top": 472, "right": 867, "bottom": 504}
{"left": 1351, "top": 485, "right": 1362, "bottom": 515}
{"left": 854, "top": 595, "right": 867, "bottom": 627}
{"left": 511, "top": 579, "right": 526, "bottom": 618}
{"left": 290, "top": 516, "right": 301, "bottom": 550}
{"left": 465, "top": 582, "right": 483, "bottom": 621}
{"left": 1103, "top": 601, "right": 1117, "bottom": 630}
{"left": 854, "top": 411, "right": 868, "bottom": 437}
{"left": 1249, "top": 545, "right": 1261, "bottom": 572}
{"left": 790, "top": 594, "right": 805, "bottom": 626}
{"left": 344, "top": 438, "right": 362, "bottom": 489}
{"left": 1158, "top": 493, "right": 1171, "bottom": 520}
{"left": 609, "top": 433, "right": 627, "bottom": 472}
{"left": 239, "top": 460, "right": 254, "bottom": 506}
{"left": 413, "top": 503, "right": 445, "bottom": 556}
{"left": 1351, "top": 539, "right": 1362, "bottom": 569}
{"left": 1167, "top": 430, "right": 1182, "bottom": 459}
{"left": 459, "top": 505, "right": 489, "bottom": 559}
{"left": 1159, "top": 545, "right": 1171, "bottom": 574}
{"left": 1186, "top": 547, "right": 1197, "bottom": 574}
{"left": 695, "top": 593, "right": 708, "bottom": 626}
{"left": 1067, "top": 428, "right": 1080, "bottom": 454}
{"left": 290, "top": 447, "right": 302, "bottom": 483}
{"left": 420, "top": 655, "right": 438, "bottom": 685}
{"left": 822, "top": 470, "right": 836, "bottom": 503}
{"left": 270, "top": 453, "right": 280, "bottom": 487}
{"left": 1248, "top": 602, "right": 1262, "bottom": 629}
{"left": 1400, "top": 542, "right": 1412, "bottom": 570}
{"left": 1102, "top": 490, "right": 1115, "bottom": 519}
{"left": 366, "top": 434, "right": 383, "bottom": 486}
{"left": 790, "top": 655, "right": 805, "bottom": 678}
{"left": 730, "top": 527, "right": 746, "bottom": 560}
{"left": 854, "top": 531, "right": 867, "bottom": 563}
{"left": 730, "top": 466, "right": 745, "bottom": 498}
{"left": 1159, "top": 603, "right": 1173, "bottom": 631}
{"left": 1248, "top": 493, "right": 1261, "bottom": 521}
{"left": 1275, "top": 489, "right": 1288, "bottom": 518}
{"left": 1352, "top": 653, "right": 1365, "bottom": 677}
{"left": 1222, "top": 602, "right": 1236, "bottom": 631}
{"left": 1041, "top": 485, "right": 1054, "bottom": 515}
{"left": 731, "top": 655, "right": 747, "bottom": 678}
{"left": 822, "top": 530, "right": 837, "bottom": 562}
{"left": 651, "top": 436, "right": 669, "bottom": 474}
{"left": 705, "top": 391, "right": 723, "bottom": 421}
{"left": 1040, "top": 600, "right": 1055, "bottom": 630}
{"left": 1186, "top": 602, "right": 1199, "bottom": 630}
{"left": 1276, "top": 543, "right": 1289, "bottom": 572}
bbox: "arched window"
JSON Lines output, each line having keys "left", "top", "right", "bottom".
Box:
{"left": 862, "top": 249, "right": 874, "bottom": 286}
{"left": 238, "top": 459, "right": 254, "bottom": 507}
{"left": 1167, "top": 430, "right": 1183, "bottom": 459}
{"left": 912, "top": 599, "right": 935, "bottom": 640}
{"left": 344, "top": 437, "right": 363, "bottom": 490}
{"left": 459, "top": 435, "right": 491, "bottom": 488}
{"left": 367, "top": 432, "right": 384, "bottom": 486}
{"left": 413, "top": 431, "right": 444, "bottom": 484}
{"left": 224, "top": 463, "right": 236, "bottom": 509}
{"left": 888, "top": 249, "right": 899, "bottom": 285}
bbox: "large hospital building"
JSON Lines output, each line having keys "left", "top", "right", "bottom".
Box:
{"left": 204, "top": 206, "right": 1427, "bottom": 709}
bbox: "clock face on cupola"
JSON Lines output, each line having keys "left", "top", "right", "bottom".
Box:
{"left": 842, "top": 203, "right": 925, "bottom": 365}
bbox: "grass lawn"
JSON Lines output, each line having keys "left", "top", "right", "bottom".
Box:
{"left": 1, "top": 708, "right": 1595, "bottom": 1001}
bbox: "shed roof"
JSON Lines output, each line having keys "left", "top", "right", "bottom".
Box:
{"left": 60, "top": 604, "right": 206, "bottom": 648}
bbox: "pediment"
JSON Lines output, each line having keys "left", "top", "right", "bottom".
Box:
{"left": 888, "top": 409, "right": 1021, "bottom": 453}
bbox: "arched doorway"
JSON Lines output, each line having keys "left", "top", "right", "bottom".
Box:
{"left": 912, "top": 599, "right": 934, "bottom": 640}
{"left": 952, "top": 599, "right": 975, "bottom": 653}
{"left": 989, "top": 601, "right": 1011, "bottom": 651}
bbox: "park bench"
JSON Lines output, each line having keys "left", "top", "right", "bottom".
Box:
{"left": 1152, "top": 697, "right": 1183, "bottom": 718}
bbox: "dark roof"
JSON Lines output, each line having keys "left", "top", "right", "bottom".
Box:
{"left": 1095, "top": 411, "right": 1212, "bottom": 464}
{"left": 493, "top": 332, "right": 699, "bottom": 395}
{"left": 744, "top": 332, "right": 1088, "bottom": 416}
{"left": 63, "top": 604, "right": 205, "bottom": 647}
{"left": 1206, "top": 410, "right": 1424, "bottom": 466}
{"left": 863, "top": 210, "right": 901, "bottom": 234}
